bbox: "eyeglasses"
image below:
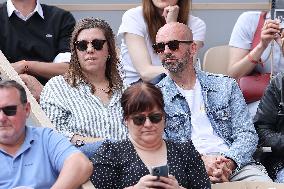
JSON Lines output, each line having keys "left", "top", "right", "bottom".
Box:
{"left": 74, "top": 39, "right": 106, "bottom": 51}
{"left": 152, "top": 40, "right": 193, "bottom": 54}
{"left": 131, "top": 113, "right": 163, "bottom": 126}
{"left": 0, "top": 104, "right": 22, "bottom": 116}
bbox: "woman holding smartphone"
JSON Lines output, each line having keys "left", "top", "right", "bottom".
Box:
{"left": 90, "top": 82, "right": 210, "bottom": 189}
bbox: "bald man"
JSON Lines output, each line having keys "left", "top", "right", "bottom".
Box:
{"left": 155, "top": 22, "right": 272, "bottom": 183}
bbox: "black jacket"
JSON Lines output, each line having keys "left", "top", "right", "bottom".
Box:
{"left": 254, "top": 72, "right": 284, "bottom": 179}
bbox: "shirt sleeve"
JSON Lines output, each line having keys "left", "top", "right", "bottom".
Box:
{"left": 44, "top": 128, "right": 80, "bottom": 172}
{"left": 189, "top": 15, "right": 206, "bottom": 42}
{"left": 229, "top": 11, "right": 260, "bottom": 50}
{"left": 90, "top": 141, "right": 120, "bottom": 189}
{"left": 40, "top": 77, "right": 74, "bottom": 140}
{"left": 53, "top": 52, "right": 71, "bottom": 63}
{"left": 117, "top": 7, "right": 146, "bottom": 38}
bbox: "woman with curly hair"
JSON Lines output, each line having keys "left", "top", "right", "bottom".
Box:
{"left": 40, "top": 18, "right": 127, "bottom": 148}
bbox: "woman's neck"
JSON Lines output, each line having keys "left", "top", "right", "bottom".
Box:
{"left": 84, "top": 72, "right": 108, "bottom": 86}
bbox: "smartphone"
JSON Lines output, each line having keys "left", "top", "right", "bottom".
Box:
{"left": 271, "top": 0, "right": 284, "bottom": 28}
{"left": 150, "top": 165, "right": 169, "bottom": 178}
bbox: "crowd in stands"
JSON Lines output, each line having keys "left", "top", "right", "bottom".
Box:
{"left": 1, "top": 0, "right": 284, "bottom": 188}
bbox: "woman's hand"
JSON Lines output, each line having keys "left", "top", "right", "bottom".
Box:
{"left": 133, "top": 175, "right": 180, "bottom": 189}
{"left": 162, "top": 5, "right": 179, "bottom": 23}
{"left": 133, "top": 175, "right": 161, "bottom": 189}
{"left": 259, "top": 19, "right": 281, "bottom": 49}
{"left": 157, "top": 175, "right": 181, "bottom": 189}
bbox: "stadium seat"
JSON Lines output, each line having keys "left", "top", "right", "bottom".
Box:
{"left": 202, "top": 45, "right": 230, "bottom": 75}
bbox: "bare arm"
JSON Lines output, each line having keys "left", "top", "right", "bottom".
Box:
{"left": 12, "top": 60, "right": 69, "bottom": 79}
{"left": 125, "top": 33, "right": 167, "bottom": 82}
{"left": 51, "top": 152, "right": 93, "bottom": 189}
{"left": 228, "top": 19, "right": 280, "bottom": 79}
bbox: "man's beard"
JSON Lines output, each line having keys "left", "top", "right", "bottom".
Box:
{"left": 161, "top": 52, "right": 190, "bottom": 74}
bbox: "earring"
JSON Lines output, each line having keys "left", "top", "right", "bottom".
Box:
{"left": 107, "top": 55, "right": 111, "bottom": 60}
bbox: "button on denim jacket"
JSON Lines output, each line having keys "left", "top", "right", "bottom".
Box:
{"left": 157, "top": 69, "right": 258, "bottom": 168}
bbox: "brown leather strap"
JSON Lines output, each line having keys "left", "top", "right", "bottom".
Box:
{"left": 251, "top": 11, "right": 267, "bottom": 49}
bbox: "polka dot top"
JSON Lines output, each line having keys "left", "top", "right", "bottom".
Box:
{"left": 91, "top": 139, "right": 211, "bottom": 189}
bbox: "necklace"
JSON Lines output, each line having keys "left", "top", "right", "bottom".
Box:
{"left": 96, "top": 86, "right": 110, "bottom": 93}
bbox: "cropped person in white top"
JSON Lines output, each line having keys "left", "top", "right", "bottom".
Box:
{"left": 118, "top": 0, "right": 206, "bottom": 85}
{"left": 228, "top": 11, "right": 284, "bottom": 116}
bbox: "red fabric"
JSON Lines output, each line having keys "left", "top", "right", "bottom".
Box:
{"left": 238, "top": 11, "right": 270, "bottom": 103}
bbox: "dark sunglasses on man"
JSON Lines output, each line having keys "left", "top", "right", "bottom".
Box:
{"left": 0, "top": 104, "right": 22, "bottom": 116}
{"left": 131, "top": 112, "right": 163, "bottom": 126}
{"left": 152, "top": 40, "right": 193, "bottom": 54}
{"left": 74, "top": 39, "right": 106, "bottom": 51}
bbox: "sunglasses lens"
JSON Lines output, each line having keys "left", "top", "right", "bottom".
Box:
{"left": 2, "top": 105, "right": 17, "bottom": 116}
{"left": 131, "top": 113, "right": 163, "bottom": 126}
{"left": 132, "top": 115, "right": 146, "bottom": 126}
{"left": 167, "top": 40, "right": 179, "bottom": 51}
{"left": 91, "top": 39, "right": 106, "bottom": 51}
{"left": 75, "top": 40, "right": 88, "bottom": 51}
{"left": 153, "top": 43, "right": 165, "bottom": 53}
{"left": 148, "top": 113, "right": 163, "bottom": 123}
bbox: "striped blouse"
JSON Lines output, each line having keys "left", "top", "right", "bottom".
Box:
{"left": 40, "top": 75, "right": 128, "bottom": 140}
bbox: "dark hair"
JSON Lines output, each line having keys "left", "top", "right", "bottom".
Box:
{"left": 0, "top": 80, "right": 27, "bottom": 103}
{"left": 65, "top": 17, "right": 123, "bottom": 94}
{"left": 143, "top": 0, "right": 191, "bottom": 44}
{"left": 121, "top": 82, "right": 165, "bottom": 119}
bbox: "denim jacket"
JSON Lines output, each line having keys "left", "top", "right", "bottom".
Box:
{"left": 157, "top": 69, "right": 258, "bottom": 168}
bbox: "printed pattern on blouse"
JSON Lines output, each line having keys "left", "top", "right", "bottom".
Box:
{"left": 91, "top": 139, "right": 211, "bottom": 189}
{"left": 157, "top": 69, "right": 258, "bottom": 168}
{"left": 40, "top": 75, "right": 128, "bottom": 140}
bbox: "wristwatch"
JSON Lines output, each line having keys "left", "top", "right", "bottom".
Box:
{"left": 75, "top": 139, "right": 85, "bottom": 147}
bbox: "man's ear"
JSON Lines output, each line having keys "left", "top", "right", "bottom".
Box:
{"left": 190, "top": 42, "right": 197, "bottom": 57}
{"left": 24, "top": 102, "right": 31, "bottom": 118}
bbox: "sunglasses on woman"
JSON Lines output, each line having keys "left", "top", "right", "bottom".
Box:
{"left": 152, "top": 40, "right": 193, "bottom": 54}
{"left": 74, "top": 39, "right": 106, "bottom": 51}
{"left": 131, "top": 112, "right": 163, "bottom": 126}
{"left": 0, "top": 105, "right": 20, "bottom": 116}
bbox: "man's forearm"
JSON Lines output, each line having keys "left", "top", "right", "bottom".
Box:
{"left": 51, "top": 152, "right": 93, "bottom": 189}
{"left": 27, "top": 61, "right": 69, "bottom": 79}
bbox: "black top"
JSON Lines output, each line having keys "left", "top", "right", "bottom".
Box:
{"left": 0, "top": 3, "right": 75, "bottom": 84}
{"left": 91, "top": 139, "right": 211, "bottom": 189}
{"left": 254, "top": 72, "right": 284, "bottom": 179}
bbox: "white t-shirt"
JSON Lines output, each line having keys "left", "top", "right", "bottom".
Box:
{"left": 118, "top": 6, "right": 206, "bottom": 84}
{"left": 176, "top": 79, "right": 229, "bottom": 155}
{"left": 229, "top": 11, "right": 284, "bottom": 75}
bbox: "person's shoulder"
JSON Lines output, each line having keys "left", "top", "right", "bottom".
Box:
{"left": 96, "top": 139, "right": 130, "bottom": 157}
{"left": 44, "top": 75, "right": 66, "bottom": 87}
{"left": 237, "top": 11, "right": 262, "bottom": 23}
{"left": 189, "top": 15, "right": 205, "bottom": 25}
{"left": 166, "top": 140, "right": 196, "bottom": 154}
{"left": 198, "top": 70, "right": 236, "bottom": 88}
{"left": 41, "top": 4, "right": 71, "bottom": 14}
{"left": 27, "top": 126, "right": 54, "bottom": 138}
{"left": 40, "top": 4, "right": 74, "bottom": 20}
{"left": 123, "top": 5, "right": 143, "bottom": 16}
